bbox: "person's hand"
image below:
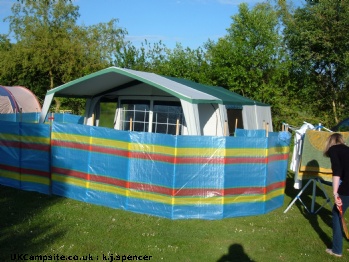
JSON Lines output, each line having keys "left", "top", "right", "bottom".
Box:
{"left": 335, "top": 196, "right": 343, "bottom": 207}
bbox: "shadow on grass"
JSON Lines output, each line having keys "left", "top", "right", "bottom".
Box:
{"left": 284, "top": 172, "right": 332, "bottom": 248}
{"left": 217, "top": 243, "right": 255, "bottom": 262}
{"left": 0, "top": 185, "right": 66, "bottom": 260}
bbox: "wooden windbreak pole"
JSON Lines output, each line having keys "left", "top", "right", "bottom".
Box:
{"left": 235, "top": 118, "right": 238, "bottom": 130}
{"left": 92, "top": 112, "right": 95, "bottom": 126}
{"left": 176, "top": 118, "right": 180, "bottom": 136}
{"left": 266, "top": 122, "right": 269, "bottom": 137}
{"left": 224, "top": 120, "right": 228, "bottom": 136}
{"left": 130, "top": 117, "right": 133, "bottom": 131}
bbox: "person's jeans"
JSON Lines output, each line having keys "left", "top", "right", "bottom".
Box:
{"left": 332, "top": 195, "right": 349, "bottom": 255}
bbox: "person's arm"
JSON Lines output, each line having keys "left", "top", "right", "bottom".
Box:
{"left": 333, "top": 175, "right": 340, "bottom": 197}
{"left": 333, "top": 175, "right": 342, "bottom": 206}
{"left": 329, "top": 147, "right": 342, "bottom": 205}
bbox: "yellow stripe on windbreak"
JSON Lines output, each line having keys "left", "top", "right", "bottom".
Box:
{"left": 173, "top": 196, "right": 224, "bottom": 205}
{"left": 223, "top": 194, "right": 265, "bottom": 204}
{"left": 52, "top": 132, "right": 130, "bottom": 150}
{"left": 89, "top": 181, "right": 126, "bottom": 195}
{"left": 0, "top": 133, "right": 20, "bottom": 141}
{"left": 21, "top": 136, "right": 50, "bottom": 144}
{"left": 128, "top": 190, "right": 173, "bottom": 204}
{"left": 223, "top": 188, "right": 284, "bottom": 204}
{"left": 52, "top": 133, "right": 92, "bottom": 144}
{"left": 267, "top": 188, "right": 285, "bottom": 200}
{"left": 0, "top": 171, "right": 20, "bottom": 180}
{"left": 21, "top": 174, "right": 50, "bottom": 185}
{"left": 268, "top": 147, "right": 289, "bottom": 155}
{"left": 52, "top": 174, "right": 127, "bottom": 195}
{"left": 0, "top": 133, "right": 49, "bottom": 144}
{"left": 174, "top": 148, "right": 267, "bottom": 157}
{"left": 52, "top": 173, "right": 88, "bottom": 187}
{"left": 176, "top": 147, "right": 226, "bottom": 157}
{"left": 225, "top": 148, "right": 267, "bottom": 157}
{"left": 129, "top": 143, "right": 175, "bottom": 155}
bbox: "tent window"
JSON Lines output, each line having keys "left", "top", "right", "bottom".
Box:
{"left": 152, "top": 101, "right": 184, "bottom": 135}
{"left": 121, "top": 100, "right": 150, "bottom": 132}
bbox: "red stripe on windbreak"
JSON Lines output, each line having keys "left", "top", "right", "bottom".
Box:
{"left": 52, "top": 167, "right": 128, "bottom": 188}
{"left": 174, "top": 188, "right": 224, "bottom": 197}
{"left": 224, "top": 181, "right": 285, "bottom": 196}
{"left": 0, "top": 140, "right": 20, "bottom": 147}
{"left": 0, "top": 140, "right": 49, "bottom": 151}
{"left": 53, "top": 140, "right": 175, "bottom": 163}
{"left": 0, "top": 164, "right": 21, "bottom": 173}
{"left": 268, "top": 154, "right": 289, "bottom": 162}
{"left": 129, "top": 182, "right": 174, "bottom": 195}
{"left": 52, "top": 167, "right": 88, "bottom": 180}
{"left": 21, "top": 143, "right": 50, "bottom": 151}
{"left": 0, "top": 164, "right": 49, "bottom": 178}
{"left": 129, "top": 151, "right": 174, "bottom": 163}
{"left": 266, "top": 181, "right": 285, "bottom": 191}
{"left": 175, "top": 157, "right": 225, "bottom": 164}
{"left": 52, "top": 140, "right": 129, "bottom": 158}
{"left": 225, "top": 157, "right": 267, "bottom": 164}
{"left": 90, "top": 174, "right": 128, "bottom": 187}
{"left": 224, "top": 187, "right": 265, "bottom": 196}
{"left": 21, "top": 168, "right": 50, "bottom": 178}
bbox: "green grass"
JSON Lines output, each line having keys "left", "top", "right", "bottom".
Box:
{"left": 0, "top": 173, "right": 345, "bottom": 262}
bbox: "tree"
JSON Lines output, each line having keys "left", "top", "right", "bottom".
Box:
{"left": 282, "top": 0, "right": 349, "bottom": 126}
{"left": 0, "top": 0, "right": 127, "bottom": 113}
{"left": 205, "top": 3, "right": 295, "bottom": 129}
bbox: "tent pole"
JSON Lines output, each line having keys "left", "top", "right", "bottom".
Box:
{"left": 176, "top": 118, "right": 180, "bottom": 135}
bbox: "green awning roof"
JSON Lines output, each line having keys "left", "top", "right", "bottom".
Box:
{"left": 165, "top": 76, "right": 268, "bottom": 106}
{"left": 45, "top": 66, "right": 268, "bottom": 106}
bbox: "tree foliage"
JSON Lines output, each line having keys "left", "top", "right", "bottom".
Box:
{"left": 0, "top": 0, "right": 127, "bottom": 113}
{"left": 282, "top": 0, "right": 349, "bottom": 126}
{"left": 204, "top": 3, "right": 297, "bottom": 128}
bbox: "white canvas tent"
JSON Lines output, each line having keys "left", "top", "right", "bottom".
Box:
{"left": 0, "top": 85, "right": 41, "bottom": 114}
{"left": 39, "top": 67, "right": 273, "bottom": 136}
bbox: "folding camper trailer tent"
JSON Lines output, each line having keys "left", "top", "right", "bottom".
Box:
{"left": 39, "top": 67, "right": 272, "bottom": 135}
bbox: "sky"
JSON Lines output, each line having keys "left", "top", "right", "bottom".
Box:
{"left": 0, "top": 0, "right": 305, "bottom": 50}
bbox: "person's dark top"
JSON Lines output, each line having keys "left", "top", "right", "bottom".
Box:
{"left": 328, "top": 143, "right": 349, "bottom": 196}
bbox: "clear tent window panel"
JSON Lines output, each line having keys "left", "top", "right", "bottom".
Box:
{"left": 152, "top": 101, "right": 184, "bottom": 135}
{"left": 121, "top": 100, "right": 150, "bottom": 132}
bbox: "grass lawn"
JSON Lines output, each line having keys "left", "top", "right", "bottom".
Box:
{"left": 0, "top": 172, "right": 346, "bottom": 262}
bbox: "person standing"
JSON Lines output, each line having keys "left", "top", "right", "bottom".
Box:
{"left": 324, "top": 133, "right": 349, "bottom": 257}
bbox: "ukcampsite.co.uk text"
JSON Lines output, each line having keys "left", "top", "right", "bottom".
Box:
{"left": 10, "top": 253, "right": 153, "bottom": 261}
